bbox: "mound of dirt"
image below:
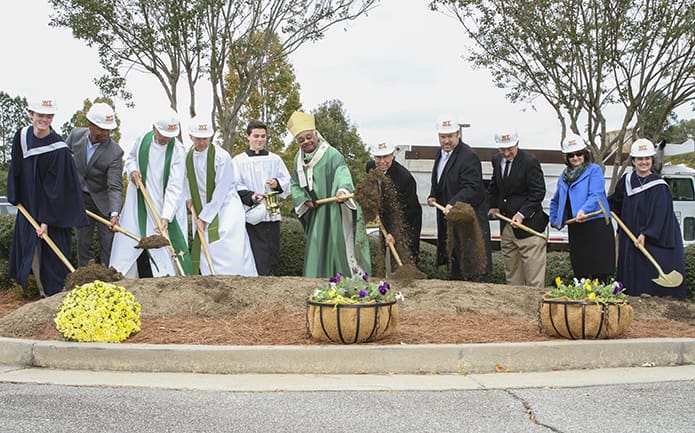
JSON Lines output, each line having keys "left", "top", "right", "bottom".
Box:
{"left": 1, "top": 276, "right": 693, "bottom": 344}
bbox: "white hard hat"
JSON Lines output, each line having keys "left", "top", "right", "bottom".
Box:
{"left": 436, "top": 116, "right": 460, "bottom": 134}
{"left": 630, "top": 138, "right": 656, "bottom": 157}
{"left": 28, "top": 98, "right": 57, "bottom": 115}
{"left": 154, "top": 109, "right": 180, "bottom": 138}
{"left": 245, "top": 203, "right": 266, "bottom": 225}
{"left": 561, "top": 133, "right": 587, "bottom": 154}
{"left": 86, "top": 103, "right": 117, "bottom": 130}
{"left": 189, "top": 116, "right": 214, "bottom": 138}
{"left": 494, "top": 132, "right": 519, "bottom": 148}
{"left": 372, "top": 142, "right": 395, "bottom": 156}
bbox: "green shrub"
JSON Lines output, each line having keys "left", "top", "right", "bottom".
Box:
{"left": 545, "top": 251, "right": 575, "bottom": 288}
{"left": 0, "top": 214, "right": 15, "bottom": 258}
{"left": 489, "top": 251, "right": 506, "bottom": 284}
{"left": 278, "top": 217, "right": 305, "bottom": 276}
{"left": 417, "top": 241, "right": 448, "bottom": 280}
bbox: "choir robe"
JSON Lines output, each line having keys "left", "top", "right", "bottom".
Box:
{"left": 608, "top": 172, "right": 686, "bottom": 299}
{"left": 7, "top": 126, "right": 88, "bottom": 295}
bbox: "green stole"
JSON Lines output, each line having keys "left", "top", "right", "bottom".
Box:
{"left": 185, "top": 145, "right": 220, "bottom": 274}
{"left": 137, "top": 131, "right": 193, "bottom": 275}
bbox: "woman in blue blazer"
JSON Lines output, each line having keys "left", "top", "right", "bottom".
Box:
{"left": 550, "top": 134, "right": 615, "bottom": 282}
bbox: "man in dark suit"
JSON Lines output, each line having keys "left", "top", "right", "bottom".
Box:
{"left": 366, "top": 142, "right": 422, "bottom": 265}
{"left": 66, "top": 102, "right": 124, "bottom": 266}
{"left": 488, "top": 132, "right": 548, "bottom": 287}
{"left": 427, "top": 117, "right": 491, "bottom": 281}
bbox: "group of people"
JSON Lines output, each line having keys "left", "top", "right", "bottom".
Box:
{"left": 7, "top": 99, "right": 292, "bottom": 296}
{"left": 6, "top": 99, "right": 688, "bottom": 301}
{"left": 408, "top": 116, "right": 685, "bottom": 300}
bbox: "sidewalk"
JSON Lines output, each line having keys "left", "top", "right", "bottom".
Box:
{"left": 1, "top": 336, "right": 694, "bottom": 375}
{"left": 1, "top": 363, "right": 693, "bottom": 391}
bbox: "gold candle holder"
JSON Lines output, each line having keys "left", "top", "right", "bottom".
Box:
{"left": 263, "top": 191, "right": 280, "bottom": 216}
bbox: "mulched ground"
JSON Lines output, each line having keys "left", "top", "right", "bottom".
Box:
{"left": 13, "top": 299, "right": 695, "bottom": 345}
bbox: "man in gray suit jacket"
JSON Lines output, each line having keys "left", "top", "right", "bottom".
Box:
{"left": 66, "top": 102, "right": 124, "bottom": 267}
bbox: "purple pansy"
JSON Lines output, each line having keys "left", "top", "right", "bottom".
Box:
{"left": 612, "top": 281, "right": 624, "bottom": 295}
{"left": 378, "top": 282, "right": 389, "bottom": 295}
{"left": 362, "top": 272, "right": 369, "bottom": 281}
{"left": 358, "top": 289, "right": 368, "bottom": 298}
{"left": 329, "top": 272, "right": 345, "bottom": 284}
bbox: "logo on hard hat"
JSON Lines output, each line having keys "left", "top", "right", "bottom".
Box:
{"left": 441, "top": 120, "right": 452, "bottom": 127}
{"left": 638, "top": 144, "right": 648, "bottom": 151}
{"left": 167, "top": 124, "right": 177, "bottom": 131}
{"left": 377, "top": 142, "right": 387, "bottom": 150}
{"left": 501, "top": 134, "right": 511, "bottom": 141}
{"left": 105, "top": 115, "right": 114, "bottom": 122}
{"left": 198, "top": 124, "right": 208, "bottom": 131}
{"left": 567, "top": 139, "right": 577, "bottom": 146}
{"left": 42, "top": 100, "right": 53, "bottom": 108}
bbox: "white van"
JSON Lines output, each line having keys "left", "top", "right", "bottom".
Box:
{"left": 394, "top": 144, "right": 695, "bottom": 246}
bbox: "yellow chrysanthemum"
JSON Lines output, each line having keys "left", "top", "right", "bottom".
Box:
{"left": 54, "top": 280, "right": 141, "bottom": 343}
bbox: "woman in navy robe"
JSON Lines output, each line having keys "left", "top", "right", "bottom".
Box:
{"left": 608, "top": 138, "right": 686, "bottom": 299}
{"left": 7, "top": 98, "right": 88, "bottom": 297}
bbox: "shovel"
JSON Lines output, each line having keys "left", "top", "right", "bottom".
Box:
{"left": 314, "top": 192, "right": 354, "bottom": 205}
{"left": 17, "top": 204, "right": 75, "bottom": 273}
{"left": 85, "top": 210, "right": 169, "bottom": 249}
{"left": 134, "top": 178, "right": 186, "bottom": 276}
{"left": 563, "top": 200, "right": 610, "bottom": 226}
{"left": 190, "top": 206, "right": 216, "bottom": 275}
{"left": 610, "top": 211, "right": 683, "bottom": 288}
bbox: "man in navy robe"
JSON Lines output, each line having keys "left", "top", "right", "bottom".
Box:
{"left": 7, "top": 98, "right": 88, "bottom": 296}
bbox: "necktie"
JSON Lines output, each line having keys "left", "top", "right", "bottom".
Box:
{"left": 503, "top": 160, "right": 511, "bottom": 178}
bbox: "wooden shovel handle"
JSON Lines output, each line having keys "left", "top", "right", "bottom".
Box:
{"left": 563, "top": 209, "right": 603, "bottom": 225}
{"left": 314, "top": 193, "right": 354, "bottom": 205}
{"left": 493, "top": 211, "right": 548, "bottom": 240}
{"left": 431, "top": 201, "right": 447, "bottom": 212}
{"left": 85, "top": 210, "right": 140, "bottom": 242}
{"left": 190, "top": 206, "right": 216, "bottom": 275}
{"left": 378, "top": 224, "right": 403, "bottom": 267}
{"left": 17, "top": 204, "right": 75, "bottom": 273}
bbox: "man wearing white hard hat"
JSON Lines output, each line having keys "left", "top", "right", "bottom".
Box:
{"left": 488, "top": 131, "right": 548, "bottom": 288}
{"left": 233, "top": 119, "right": 291, "bottom": 275}
{"left": 549, "top": 133, "right": 615, "bottom": 282}
{"left": 66, "top": 102, "right": 124, "bottom": 267}
{"left": 366, "top": 141, "right": 422, "bottom": 267}
{"left": 427, "top": 116, "right": 491, "bottom": 281}
{"left": 184, "top": 116, "right": 257, "bottom": 276}
{"left": 8, "top": 97, "right": 88, "bottom": 297}
{"left": 110, "top": 109, "right": 193, "bottom": 277}
{"left": 608, "top": 138, "right": 686, "bottom": 299}
{"left": 287, "top": 110, "right": 371, "bottom": 278}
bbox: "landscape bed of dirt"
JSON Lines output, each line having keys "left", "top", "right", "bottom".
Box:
{"left": 1, "top": 275, "right": 694, "bottom": 345}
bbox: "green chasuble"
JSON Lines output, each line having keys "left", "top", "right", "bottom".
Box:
{"left": 290, "top": 138, "right": 371, "bottom": 278}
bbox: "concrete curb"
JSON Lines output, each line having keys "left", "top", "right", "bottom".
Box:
{"left": 1, "top": 337, "right": 694, "bottom": 374}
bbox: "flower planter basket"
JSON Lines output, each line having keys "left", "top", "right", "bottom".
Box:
{"left": 539, "top": 295, "right": 633, "bottom": 340}
{"left": 306, "top": 299, "right": 399, "bottom": 344}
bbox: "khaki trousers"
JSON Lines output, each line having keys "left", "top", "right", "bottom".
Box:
{"left": 501, "top": 223, "right": 547, "bottom": 288}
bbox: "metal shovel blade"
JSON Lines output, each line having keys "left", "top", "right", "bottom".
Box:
{"left": 653, "top": 270, "right": 683, "bottom": 288}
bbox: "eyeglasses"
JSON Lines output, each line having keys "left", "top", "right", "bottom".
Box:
{"left": 567, "top": 152, "right": 584, "bottom": 158}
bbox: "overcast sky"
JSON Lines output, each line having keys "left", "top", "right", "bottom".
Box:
{"left": 1, "top": 0, "right": 574, "bottom": 153}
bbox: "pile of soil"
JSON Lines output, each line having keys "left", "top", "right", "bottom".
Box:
{"left": 1, "top": 276, "right": 694, "bottom": 345}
